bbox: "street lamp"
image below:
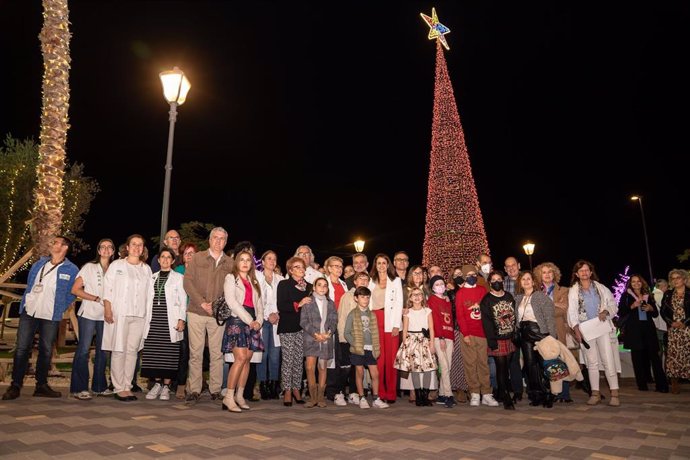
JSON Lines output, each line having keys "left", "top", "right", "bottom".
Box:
{"left": 158, "top": 66, "right": 191, "bottom": 246}
{"left": 631, "top": 195, "right": 654, "bottom": 282}
{"left": 522, "top": 242, "right": 535, "bottom": 271}
{"left": 354, "top": 239, "right": 365, "bottom": 253}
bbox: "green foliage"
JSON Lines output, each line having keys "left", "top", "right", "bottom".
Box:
{"left": 151, "top": 221, "right": 215, "bottom": 251}
{"left": 0, "top": 135, "right": 99, "bottom": 276}
{"left": 678, "top": 249, "right": 690, "bottom": 263}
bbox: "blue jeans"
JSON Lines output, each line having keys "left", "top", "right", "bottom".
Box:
{"left": 489, "top": 357, "right": 496, "bottom": 388}
{"left": 257, "top": 322, "right": 280, "bottom": 381}
{"left": 70, "top": 316, "right": 107, "bottom": 393}
{"left": 559, "top": 380, "right": 571, "bottom": 400}
{"left": 12, "top": 312, "right": 59, "bottom": 387}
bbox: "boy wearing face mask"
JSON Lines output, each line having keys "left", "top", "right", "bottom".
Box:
{"left": 428, "top": 275, "right": 455, "bottom": 408}
{"left": 455, "top": 265, "right": 494, "bottom": 406}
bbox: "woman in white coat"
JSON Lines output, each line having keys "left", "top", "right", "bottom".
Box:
{"left": 141, "top": 248, "right": 187, "bottom": 401}
{"left": 567, "top": 260, "right": 621, "bottom": 406}
{"left": 103, "top": 234, "right": 153, "bottom": 401}
{"left": 221, "top": 250, "right": 264, "bottom": 412}
{"left": 368, "top": 253, "right": 403, "bottom": 403}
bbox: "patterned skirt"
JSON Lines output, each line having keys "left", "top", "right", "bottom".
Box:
{"left": 394, "top": 332, "right": 437, "bottom": 373}
{"left": 487, "top": 338, "right": 516, "bottom": 357}
{"left": 221, "top": 307, "right": 264, "bottom": 353}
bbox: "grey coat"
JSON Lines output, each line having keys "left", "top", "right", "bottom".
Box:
{"left": 514, "top": 291, "right": 557, "bottom": 338}
{"left": 300, "top": 297, "right": 338, "bottom": 359}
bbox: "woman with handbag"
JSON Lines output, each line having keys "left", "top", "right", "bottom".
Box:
{"left": 618, "top": 274, "right": 668, "bottom": 392}
{"left": 277, "top": 257, "right": 312, "bottom": 406}
{"left": 567, "top": 260, "right": 621, "bottom": 406}
{"left": 514, "top": 271, "right": 557, "bottom": 407}
{"left": 220, "top": 250, "right": 264, "bottom": 412}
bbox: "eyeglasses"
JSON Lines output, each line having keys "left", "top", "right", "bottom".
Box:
{"left": 166, "top": 236, "right": 181, "bottom": 241}
{"left": 330, "top": 265, "right": 343, "bottom": 269}
{"left": 99, "top": 245, "right": 114, "bottom": 250}
{"left": 411, "top": 293, "right": 423, "bottom": 297}
{"left": 394, "top": 258, "right": 409, "bottom": 262}
{"left": 670, "top": 276, "right": 683, "bottom": 280}
{"left": 292, "top": 266, "right": 305, "bottom": 271}
{"left": 183, "top": 251, "right": 195, "bottom": 256}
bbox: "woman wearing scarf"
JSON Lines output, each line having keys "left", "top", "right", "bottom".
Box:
{"left": 567, "top": 260, "right": 621, "bottom": 406}
{"left": 277, "top": 256, "right": 312, "bottom": 406}
{"left": 618, "top": 274, "right": 668, "bottom": 393}
{"left": 300, "top": 277, "right": 338, "bottom": 407}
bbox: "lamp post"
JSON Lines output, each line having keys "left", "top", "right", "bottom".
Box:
{"left": 522, "top": 242, "right": 535, "bottom": 271}
{"left": 354, "top": 239, "right": 365, "bottom": 253}
{"left": 631, "top": 195, "right": 654, "bottom": 282}
{"left": 158, "top": 67, "right": 191, "bottom": 246}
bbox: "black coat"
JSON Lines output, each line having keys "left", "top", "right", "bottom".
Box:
{"left": 277, "top": 277, "right": 312, "bottom": 334}
{"left": 661, "top": 289, "right": 690, "bottom": 327}
{"left": 618, "top": 292, "right": 659, "bottom": 350}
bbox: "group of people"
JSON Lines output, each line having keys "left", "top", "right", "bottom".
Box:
{"left": 3, "top": 229, "right": 689, "bottom": 413}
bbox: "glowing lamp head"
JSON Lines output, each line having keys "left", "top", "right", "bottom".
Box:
{"left": 522, "top": 242, "right": 535, "bottom": 256}
{"left": 354, "top": 240, "right": 365, "bottom": 253}
{"left": 159, "top": 67, "right": 191, "bottom": 105}
{"left": 630, "top": 195, "right": 640, "bottom": 201}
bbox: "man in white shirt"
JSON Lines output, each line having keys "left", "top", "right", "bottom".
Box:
{"left": 345, "top": 253, "right": 369, "bottom": 289}
{"left": 2, "top": 236, "right": 78, "bottom": 400}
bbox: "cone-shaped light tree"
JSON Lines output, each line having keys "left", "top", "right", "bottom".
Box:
{"left": 420, "top": 9, "right": 490, "bottom": 275}
{"left": 32, "top": 0, "right": 71, "bottom": 256}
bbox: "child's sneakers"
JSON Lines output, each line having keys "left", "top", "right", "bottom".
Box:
{"left": 482, "top": 393, "right": 499, "bottom": 407}
{"left": 359, "top": 397, "right": 370, "bottom": 409}
{"left": 348, "top": 393, "right": 361, "bottom": 405}
{"left": 334, "top": 393, "right": 347, "bottom": 406}
{"left": 146, "top": 383, "right": 162, "bottom": 400}
{"left": 159, "top": 385, "right": 171, "bottom": 401}
{"left": 470, "top": 393, "right": 481, "bottom": 407}
{"left": 372, "top": 397, "right": 389, "bottom": 409}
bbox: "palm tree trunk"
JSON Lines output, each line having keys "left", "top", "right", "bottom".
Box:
{"left": 32, "top": 0, "right": 71, "bottom": 256}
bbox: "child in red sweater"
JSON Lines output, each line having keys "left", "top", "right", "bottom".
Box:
{"left": 455, "top": 265, "right": 497, "bottom": 407}
{"left": 428, "top": 275, "right": 456, "bottom": 408}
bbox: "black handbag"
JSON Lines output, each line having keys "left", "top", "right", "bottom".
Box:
{"left": 212, "top": 295, "right": 232, "bottom": 326}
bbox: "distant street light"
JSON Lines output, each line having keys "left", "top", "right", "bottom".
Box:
{"left": 354, "top": 239, "right": 365, "bottom": 253}
{"left": 522, "top": 242, "right": 535, "bottom": 271}
{"left": 631, "top": 195, "right": 654, "bottom": 282}
{"left": 158, "top": 66, "right": 191, "bottom": 246}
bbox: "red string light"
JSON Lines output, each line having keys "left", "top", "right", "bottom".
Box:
{"left": 422, "top": 40, "right": 490, "bottom": 275}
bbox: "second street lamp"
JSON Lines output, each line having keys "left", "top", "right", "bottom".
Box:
{"left": 631, "top": 195, "right": 654, "bottom": 283}
{"left": 354, "top": 239, "right": 365, "bottom": 253}
{"left": 523, "top": 242, "right": 535, "bottom": 271}
{"left": 158, "top": 66, "right": 191, "bottom": 246}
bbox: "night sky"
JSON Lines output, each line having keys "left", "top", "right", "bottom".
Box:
{"left": 2, "top": 1, "right": 689, "bottom": 285}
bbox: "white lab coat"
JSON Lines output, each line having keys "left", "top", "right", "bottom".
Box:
{"left": 368, "top": 277, "right": 404, "bottom": 332}
{"left": 256, "top": 270, "right": 284, "bottom": 347}
{"left": 102, "top": 259, "right": 153, "bottom": 352}
{"left": 148, "top": 270, "right": 187, "bottom": 343}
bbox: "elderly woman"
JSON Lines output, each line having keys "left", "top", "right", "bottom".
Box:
{"left": 661, "top": 269, "right": 690, "bottom": 394}
{"left": 515, "top": 271, "right": 557, "bottom": 407}
{"left": 277, "top": 256, "right": 312, "bottom": 406}
{"left": 142, "top": 248, "right": 187, "bottom": 401}
{"left": 618, "top": 274, "right": 668, "bottom": 393}
{"left": 368, "top": 254, "right": 404, "bottom": 403}
{"left": 533, "top": 262, "right": 576, "bottom": 402}
{"left": 568, "top": 260, "right": 620, "bottom": 406}
{"left": 102, "top": 235, "right": 153, "bottom": 402}
{"left": 221, "top": 250, "right": 264, "bottom": 412}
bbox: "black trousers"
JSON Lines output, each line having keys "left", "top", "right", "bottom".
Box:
{"left": 520, "top": 321, "right": 549, "bottom": 403}
{"left": 631, "top": 325, "right": 668, "bottom": 391}
{"left": 494, "top": 353, "right": 513, "bottom": 398}
{"left": 326, "top": 340, "right": 352, "bottom": 399}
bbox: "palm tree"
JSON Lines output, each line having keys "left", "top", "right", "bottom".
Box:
{"left": 32, "top": 0, "right": 71, "bottom": 256}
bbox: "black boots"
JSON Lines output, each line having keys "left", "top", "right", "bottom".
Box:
{"left": 543, "top": 392, "right": 554, "bottom": 408}
{"left": 414, "top": 389, "right": 423, "bottom": 406}
{"left": 259, "top": 382, "right": 270, "bottom": 400}
{"left": 503, "top": 391, "right": 515, "bottom": 410}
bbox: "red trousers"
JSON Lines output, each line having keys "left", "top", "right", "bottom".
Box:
{"left": 373, "top": 309, "right": 399, "bottom": 401}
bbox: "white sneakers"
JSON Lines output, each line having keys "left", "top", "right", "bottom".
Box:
{"left": 72, "top": 391, "right": 92, "bottom": 400}
{"left": 372, "top": 397, "right": 389, "bottom": 409}
{"left": 334, "top": 393, "right": 347, "bottom": 406}
{"left": 348, "top": 393, "right": 361, "bottom": 405}
{"left": 482, "top": 394, "right": 499, "bottom": 407}
{"left": 470, "top": 393, "right": 481, "bottom": 406}
{"left": 146, "top": 383, "right": 171, "bottom": 400}
{"left": 359, "top": 398, "right": 370, "bottom": 409}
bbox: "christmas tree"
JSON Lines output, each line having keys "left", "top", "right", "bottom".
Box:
{"left": 420, "top": 9, "right": 489, "bottom": 275}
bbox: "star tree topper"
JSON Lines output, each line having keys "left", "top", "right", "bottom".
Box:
{"left": 420, "top": 7, "right": 451, "bottom": 50}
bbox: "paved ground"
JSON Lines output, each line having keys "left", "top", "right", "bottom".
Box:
{"left": 1, "top": 379, "right": 689, "bottom": 459}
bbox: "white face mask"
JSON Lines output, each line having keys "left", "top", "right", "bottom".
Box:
{"left": 481, "top": 263, "right": 491, "bottom": 275}
{"left": 432, "top": 284, "right": 446, "bottom": 295}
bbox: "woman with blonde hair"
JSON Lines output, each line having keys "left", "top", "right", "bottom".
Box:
{"left": 661, "top": 269, "right": 690, "bottom": 394}
{"left": 534, "top": 262, "right": 577, "bottom": 402}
